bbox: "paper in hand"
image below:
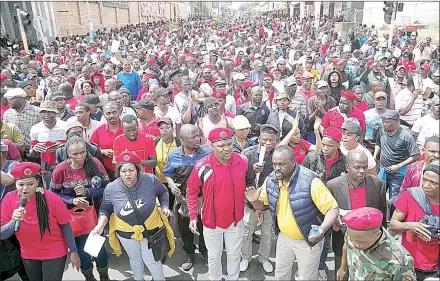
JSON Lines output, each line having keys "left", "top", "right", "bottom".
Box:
{"left": 84, "top": 233, "right": 106, "bottom": 257}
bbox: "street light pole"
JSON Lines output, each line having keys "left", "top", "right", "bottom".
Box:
{"left": 387, "top": 1, "right": 398, "bottom": 48}
{"left": 85, "top": 1, "right": 93, "bottom": 41}
{"left": 14, "top": 4, "right": 29, "bottom": 53}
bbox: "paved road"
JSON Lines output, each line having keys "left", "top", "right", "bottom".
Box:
{"left": 10, "top": 234, "right": 336, "bottom": 280}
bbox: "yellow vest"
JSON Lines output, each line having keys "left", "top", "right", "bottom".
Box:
{"left": 109, "top": 206, "right": 175, "bottom": 258}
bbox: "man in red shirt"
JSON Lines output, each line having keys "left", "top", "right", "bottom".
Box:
{"left": 186, "top": 128, "right": 251, "bottom": 281}
{"left": 296, "top": 71, "right": 316, "bottom": 102}
{"left": 391, "top": 162, "right": 440, "bottom": 281}
{"left": 113, "top": 114, "right": 157, "bottom": 174}
{"left": 133, "top": 99, "right": 160, "bottom": 137}
{"left": 352, "top": 85, "right": 370, "bottom": 112}
{"left": 401, "top": 136, "right": 439, "bottom": 191}
{"left": 90, "top": 102, "right": 124, "bottom": 179}
{"left": 321, "top": 91, "right": 366, "bottom": 139}
{"left": 401, "top": 52, "right": 417, "bottom": 73}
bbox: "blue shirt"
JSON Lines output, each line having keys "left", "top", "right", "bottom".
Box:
{"left": 116, "top": 71, "right": 142, "bottom": 100}
{"left": 163, "top": 146, "right": 212, "bottom": 177}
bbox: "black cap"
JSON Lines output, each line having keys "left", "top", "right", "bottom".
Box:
{"left": 153, "top": 88, "right": 169, "bottom": 99}
{"left": 85, "top": 94, "right": 102, "bottom": 106}
{"left": 132, "top": 99, "right": 155, "bottom": 110}
{"left": 260, "top": 124, "right": 279, "bottom": 134}
{"left": 381, "top": 110, "right": 400, "bottom": 120}
{"left": 169, "top": 68, "right": 182, "bottom": 79}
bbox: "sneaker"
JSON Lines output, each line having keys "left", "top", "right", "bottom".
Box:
{"left": 259, "top": 259, "right": 273, "bottom": 273}
{"left": 200, "top": 252, "right": 208, "bottom": 266}
{"left": 182, "top": 254, "right": 194, "bottom": 271}
{"left": 252, "top": 233, "right": 260, "bottom": 244}
{"left": 240, "top": 259, "right": 249, "bottom": 272}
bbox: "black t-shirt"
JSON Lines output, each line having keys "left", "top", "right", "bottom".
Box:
{"left": 375, "top": 127, "right": 420, "bottom": 168}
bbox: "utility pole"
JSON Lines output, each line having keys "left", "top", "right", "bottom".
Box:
{"left": 387, "top": 1, "right": 398, "bottom": 48}
{"left": 14, "top": 4, "right": 29, "bottom": 53}
{"left": 85, "top": 1, "right": 93, "bottom": 42}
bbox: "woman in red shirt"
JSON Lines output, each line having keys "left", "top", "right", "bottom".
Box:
{"left": 279, "top": 115, "right": 322, "bottom": 165}
{"left": 1, "top": 162, "right": 80, "bottom": 281}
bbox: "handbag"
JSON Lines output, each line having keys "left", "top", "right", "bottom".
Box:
{"left": 122, "top": 185, "right": 171, "bottom": 262}
{"left": 70, "top": 205, "right": 98, "bottom": 237}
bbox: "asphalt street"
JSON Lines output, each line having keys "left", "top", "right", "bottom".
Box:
{"left": 10, "top": 232, "right": 336, "bottom": 281}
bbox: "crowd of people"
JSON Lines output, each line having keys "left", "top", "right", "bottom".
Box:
{"left": 0, "top": 12, "right": 439, "bottom": 281}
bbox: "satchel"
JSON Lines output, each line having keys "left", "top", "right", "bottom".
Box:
{"left": 122, "top": 186, "right": 171, "bottom": 262}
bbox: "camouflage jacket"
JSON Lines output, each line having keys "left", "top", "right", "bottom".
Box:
{"left": 347, "top": 227, "right": 416, "bottom": 281}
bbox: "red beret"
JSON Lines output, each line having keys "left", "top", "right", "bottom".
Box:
{"left": 342, "top": 207, "right": 383, "bottom": 231}
{"left": 10, "top": 162, "right": 41, "bottom": 179}
{"left": 148, "top": 60, "right": 157, "bottom": 65}
{"left": 0, "top": 74, "right": 8, "bottom": 81}
{"left": 341, "top": 90, "right": 357, "bottom": 101}
{"left": 243, "top": 81, "right": 257, "bottom": 90}
{"left": 333, "top": 58, "right": 344, "bottom": 65}
{"left": 212, "top": 92, "right": 227, "bottom": 99}
{"left": 262, "top": 73, "right": 274, "bottom": 80}
{"left": 323, "top": 127, "right": 342, "bottom": 142}
{"left": 116, "top": 151, "right": 142, "bottom": 165}
{"left": 208, "top": 128, "right": 233, "bottom": 143}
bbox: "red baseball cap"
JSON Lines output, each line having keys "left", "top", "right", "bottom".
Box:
{"left": 342, "top": 207, "right": 383, "bottom": 231}
{"left": 243, "top": 81, "right": 257, "bottom": 90}
{"left": 421, "top": 64, "right": 431, "bottom": 71}
{"left": 262, "top": 73, "right": 274, "bottom": 80}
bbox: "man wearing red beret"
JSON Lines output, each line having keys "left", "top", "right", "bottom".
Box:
{"left": 337, "top": 207, "right": 416, "bottom": 281}
{"left": 321, "top": 91, "right": 366, "bottom": 139}
{"left": 186, "top": 127, "right": 251, "bottom": 281}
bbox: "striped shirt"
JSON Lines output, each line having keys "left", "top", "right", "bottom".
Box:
{"left": 3, "top": 102, "right": 41, "bottom": 148}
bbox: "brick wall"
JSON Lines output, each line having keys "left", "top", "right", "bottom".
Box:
{"left": 54, "top": 1, "right": 186, "bottom": 37}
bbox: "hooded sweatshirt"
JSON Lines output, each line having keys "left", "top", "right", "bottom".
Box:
{"left": 327, "top": 69, "right": 345, "bottom": 104}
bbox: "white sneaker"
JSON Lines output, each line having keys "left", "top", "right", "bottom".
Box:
{"left": 260, "top": 259, "right": 273, "bottom": 273}
{"left": 240, "top": 259, "right": 249, "bottom": 272}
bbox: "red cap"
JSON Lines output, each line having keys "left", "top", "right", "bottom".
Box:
{"left": 10, "top": 162, "right": 41, "bottom": 179}
{"left": 300, "top": 71, "right": 314, "bottom": 80}
{"left": 208, "top": 128, "right": 233, "bottom": 143}
{"left": 243, "top": 81, "right": 257, "bottom": 90}
{"left": 242, "top": 70, "right": 250, "bottom": 74}
{"left": 0, "top": 74, "right": 8, "bottom": 81}
{"left": 19, "top": 50, "right": 26, "bottom": 56}
{"left": 148, "top": 60, "right": 157, "bottom": 65}
{"left": 212, "top": 92, "right": 227, "bottom": 98}
{"left": 271, "top": 68, "right": 282, "bottom": 73}
{"left": 115, "top": 151, "right": 142, "bottom": 165}
{"left": 342, "top": 207, "right": 383, "bottom": 231}
{"left": 396, "top": 64, "right": 406, "bottom": 71}
{"left": 262, "top": 73, "right": 274, "bottom": 80}
{"left": 142, "top": 73, "right": 155, "bottom": 81}
{"left": 341, "top": 90, "right": 357, "bottom": 101}
{"left": 421, "top": 64, "right": 431, "bottom": 71}
{"left": 333, "top": 58, "right": 344, "bottom": 65}
{"left": 323, "top": 127, "right": 342, "bottom": 142}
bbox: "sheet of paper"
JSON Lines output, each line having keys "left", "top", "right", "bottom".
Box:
{"left": 84, "top": 233, "right": 105, "bottom": 257}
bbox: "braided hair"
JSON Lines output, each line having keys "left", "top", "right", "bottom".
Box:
{"left": 65, "top": 135, "right": 105, "bottom": 179}
{"left": 34, "top": 175, "right": 51, "bottom": 240}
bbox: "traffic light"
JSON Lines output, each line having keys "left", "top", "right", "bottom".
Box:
{"left": 397, "top": 3, "right": 404, "bottom": 12}
{"left": 383, "top": 2, "right": 394, "bottom": 24}
{"left": 20, "top": 10, "right": 32, "bottom": 31}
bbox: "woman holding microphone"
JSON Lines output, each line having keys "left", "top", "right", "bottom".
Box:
{"left": 92, "top": 151, "right": 175, "bottom": 281}
{"left": 1, "top": 162, "right": 80, "bottom": 281}
{"left": 50, "top": 135, "right": 110, "bottom": 281}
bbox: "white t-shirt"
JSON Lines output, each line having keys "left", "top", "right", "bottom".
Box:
{"left": 411, "top": 114, "right": 440, "bottom": 147}
{"left": 154, "top": 105, "right": 182, "bottom": 136}
{"left": 394, "top": 88, "right": 423, "bottom": 125}
{"left": 340, "top": 143, "right": 377, "bottom": 170}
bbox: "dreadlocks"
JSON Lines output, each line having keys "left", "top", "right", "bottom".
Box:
{"left": 65, "top": 135, "right": 105, "bottom": 179}
{"left": 35, "top": 176, "right": 51, "bottom": 240}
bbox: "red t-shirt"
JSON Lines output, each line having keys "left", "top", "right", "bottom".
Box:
{"left": 1, "top": 104, "right": 10, "bottom": 119}
{"left": 0, "top": 191, "right": 70, "bottom": 260}
{"left": 297, "top": 87, "right": 316, "bottom": 102}
{"left": 324, "top": 151, "right": 339, "bottom": 181}
{"left": 225, "top": 110, "right": 235, "bottom": 118}
{"left": 393, "top": 190, "right": 440, "bottom": 271}
{"left": 321, "top": 107, "right": 366, "bottom": 131}
{"left": 353, "top": 102, "right": 369, "bottom": 113}
{"left": 90, "top": 123, "right": 124, "bottom": 172}
{"left": 291, "top": 139, "right": 311, "bottom": 165}
{"left": 138, "top": 118, "right": 160, "bottom": 137}
{"left": 113, "top": 132, "right": 156, "bottom": 174}
{"left": 349, "top": 185, "right": 367, "bottom": 209}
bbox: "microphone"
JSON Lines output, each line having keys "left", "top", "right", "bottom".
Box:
{"left": 15, "top": 197, "right": 27, "bottom": 232}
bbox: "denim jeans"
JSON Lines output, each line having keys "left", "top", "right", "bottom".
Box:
{"left": 318, "top": 230, "right": 332, "bottom": 270}
{"left": 75, "top": 234, "right": 108, "bottom": 271}
{"left": 386, "top": 172, "right": 405, "bottom": 219}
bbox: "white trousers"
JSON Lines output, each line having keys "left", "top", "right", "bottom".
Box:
{"left": 241, "top": 207, "right": 272, "bottom": 262}
{"left": 116, "top": 234, "right": 165, "bottom": 281}
{"left": 203, "top": 220, "right": 244, "bottom": 281}
{"left": 275, "top": 232, "right": 324, "bottom": 281}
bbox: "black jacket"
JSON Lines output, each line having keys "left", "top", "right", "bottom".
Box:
{"left": 301, "top": 149, "right": 347, "bottom": 184}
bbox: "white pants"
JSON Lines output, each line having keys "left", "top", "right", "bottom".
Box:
{"left": 275, "top": 232, "right": 324, "bottom": 281}
{"left": 116, "top": 234, "right": 165, "bottom": 281}
{"left": 203, "top": 220, "right": 244, "bottom": 281}
{"left": 241, "top": 207, "right": 272, "bottom": 262}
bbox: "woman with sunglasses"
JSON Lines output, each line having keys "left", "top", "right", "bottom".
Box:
{"left": 1, "top": 162, "right": 80, "bottom": 281}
